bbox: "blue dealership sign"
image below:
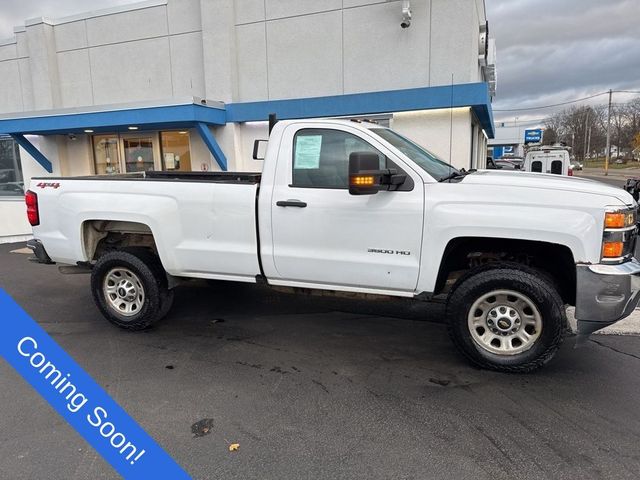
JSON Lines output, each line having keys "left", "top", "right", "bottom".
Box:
{"left": 524, "top": 129, "right": 543, "bottom": 144}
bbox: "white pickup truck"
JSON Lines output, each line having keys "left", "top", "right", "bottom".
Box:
{"left": 25, "top": 119, "right": 640, "bottom": 373}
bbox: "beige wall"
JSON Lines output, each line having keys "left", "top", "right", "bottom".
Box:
{"left": 391, "top": 108, "right": 474, "bottom": 170}
{"left": 0, "top": 0, "right": 489, "bottom": 114}
{"left": 0, "top": 0, "right": 492, "bottom": 240}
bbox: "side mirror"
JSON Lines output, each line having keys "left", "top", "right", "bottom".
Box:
{"left": 252, "top": 139, "right": 268, "bottom": 160}
{"left": 349, "top": 152, "right": 384, "bottom": 195}
{"left": 348, "top": 152, "right": 406, "bottom": 195}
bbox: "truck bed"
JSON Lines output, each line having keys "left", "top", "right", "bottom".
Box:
{"left": 30, "top": 173, "right": 262, "bottom": 282}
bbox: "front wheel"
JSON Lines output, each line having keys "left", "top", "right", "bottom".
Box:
{"left": 91, "top": 249, "right": 174, "bottom": 330}
{"left": 446, "top": 262, "right": 566, "bottom": 373}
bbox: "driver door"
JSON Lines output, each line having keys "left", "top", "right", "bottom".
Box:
{"left": 269, "top": 124, "right": 424, "bottom": 293}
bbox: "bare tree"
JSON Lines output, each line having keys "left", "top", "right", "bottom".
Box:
{"left": 541, "top": 98, "right": 640, "bottom": 161}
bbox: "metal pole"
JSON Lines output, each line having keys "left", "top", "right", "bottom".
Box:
{"left": 582, "top": 109, "right": 589, "bottom": 162}
{"left": 605, "top": 89, "right": 612, "bottom": 176}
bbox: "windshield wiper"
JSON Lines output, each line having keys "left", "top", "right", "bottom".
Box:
{"left": 438, "top": 169, "right": 468, "bottom": 182}
{"left": 438, "top": 168, "right": 477, "bottom": 182}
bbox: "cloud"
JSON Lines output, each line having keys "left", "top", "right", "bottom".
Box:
{"left": 487, "top": 0, "right": 640, "bottom": 121}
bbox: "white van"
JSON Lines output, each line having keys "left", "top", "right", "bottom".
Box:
{"left": 524, "top": 146, "right": 572, "bottom": 176}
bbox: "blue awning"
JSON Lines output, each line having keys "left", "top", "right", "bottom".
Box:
{"left": 226, "top": 82, "right": 495, "bottom": 138}
{"left": 0, "top": 100, "right": 228, "bottom": 172}
{"left": 0, "top": 100, "right": 226, "bottom": 135}
{"left": 0, "top": 83, "right": 494, "bottom": 173}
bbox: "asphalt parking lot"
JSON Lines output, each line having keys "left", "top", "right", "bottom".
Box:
{"left": 2, "top": 242, "right": 640, "bottom": 480}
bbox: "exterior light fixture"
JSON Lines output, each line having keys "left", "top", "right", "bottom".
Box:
{"left": 178, "top": 131, "right": 188, "bottom": 134}
{"left": 84, "top": 129, "right": 94, "bottom": 133}
{"left": 128, "top": 126, "right": 139, "bottom": 130}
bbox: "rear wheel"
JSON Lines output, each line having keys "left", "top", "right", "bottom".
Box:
{"left": 91, "top": 249, "right": 173, "bottom": 330}
{"left": 446, "top": 262, "right": 566, "bottom": 373}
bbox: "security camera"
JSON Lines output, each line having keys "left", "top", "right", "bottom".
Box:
{"left": 67, "top": 133, "right": 77, "bottom": 141}
{"left": 401, "top": 0, "right": 411, "bottom": 28}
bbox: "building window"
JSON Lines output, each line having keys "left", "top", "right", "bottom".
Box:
{"left": 160, "top": 131, "right": 192, "bottom": 171}
{"left": 123, "top": 135, "right": 155, "bottom": 172}
{"left": 0, "top": 137, "right": 24, "bottom": 197}
{"left": 92, "top": 131, "right": 191, "bottom": 175}
{"left": 92, "top": 135, "right": 121, "bottom": 175}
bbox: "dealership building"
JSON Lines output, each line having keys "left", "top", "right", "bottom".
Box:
{"left": 0, "top": 0, "right": 496, "bottom": 242}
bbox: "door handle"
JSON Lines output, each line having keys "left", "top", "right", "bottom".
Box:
{"left": 276, "top": 199, "right": 307, "bottom": 208}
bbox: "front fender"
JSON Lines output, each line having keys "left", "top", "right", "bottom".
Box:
{"left": 417, "top": 197, "right": 602, "bottom": 294}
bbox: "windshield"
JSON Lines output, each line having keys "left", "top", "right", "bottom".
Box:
{"left": 370, "top": 128, "right": 459, "bottom": 181}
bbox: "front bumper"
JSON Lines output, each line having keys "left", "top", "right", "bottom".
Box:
{"left": 575, "top": 259, "right": 640, "bottom": 335}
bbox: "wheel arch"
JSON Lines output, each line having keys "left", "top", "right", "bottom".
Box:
{"left": 81, "top": 219, "right": 159, "bottom": 262}
{"left": 435, "top": 237, "right": 577, "bottom": 305}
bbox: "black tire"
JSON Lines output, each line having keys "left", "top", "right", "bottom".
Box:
{"left": 91, "top": 249, "right": 174, "bottom": 330}
{"left": 446, "top": 262, "right": 566, "bottom": 373}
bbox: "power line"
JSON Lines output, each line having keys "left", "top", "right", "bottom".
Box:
{"left": 493, "top": 92, "right": 609, "bottom": 112}
{"left": 493, "top": 89, "right": 640, "bottom": 112}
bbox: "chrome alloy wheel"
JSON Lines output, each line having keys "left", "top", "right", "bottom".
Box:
{"left": 103, "top": 268, "right": 145, "bottom": 317}
{"left": 467, "top": 289, "right": 542, "bottom": 355}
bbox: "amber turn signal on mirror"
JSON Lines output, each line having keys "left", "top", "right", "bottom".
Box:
{"left": 350, "top": 175, "right": 375, "bottom": 186}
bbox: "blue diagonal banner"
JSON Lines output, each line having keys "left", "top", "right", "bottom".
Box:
{"left": 0, "top": 288, "right": 190, "bottom": 479}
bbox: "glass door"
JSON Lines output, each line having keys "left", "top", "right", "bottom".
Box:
{"left": 121, "top": 134, "right": 160, "bottom": 173}
{"left": 92, "top": 135, "right": 121, "bottom": 174}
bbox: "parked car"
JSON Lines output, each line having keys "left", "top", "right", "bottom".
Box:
{"left": 570, "top": 162, "right": 583, "bottom": 171}
{"left": 624, "top": 178, "right": 640, "bottom": 201}
{"left": 502, "top": 156, "right": 524, "bottom": 169}
{"left": 486, "top": 158, "right": 521, "bottom": 170}
{"left": 524, "top": 146, "right": 572, "bottom": 175}
{"left": 493, "top": 160, "right": 521, "bottom": 170}
{"left": 26, "top": 119, "right": 640, "bottom": 373}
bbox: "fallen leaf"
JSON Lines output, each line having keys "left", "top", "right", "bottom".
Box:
{"left": 229, "top": 443, "right": 240, "bottom": 452}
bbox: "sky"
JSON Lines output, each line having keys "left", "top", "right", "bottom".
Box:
{"left": 486, "top": 0, "right": 640, "bottom": 124}
{"left": 1, "top": 0, "right": 639, "bottom": 126}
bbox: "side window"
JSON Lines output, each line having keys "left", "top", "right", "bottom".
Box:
{"left": 531, "top": 160, "right": 542, "bottom": 173}
{"left": 292, "top": 129, "right": 386, "bottom": 188}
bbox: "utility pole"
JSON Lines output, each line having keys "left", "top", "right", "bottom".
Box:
{"left": 586, "top": 126, "right": 592, "bottom": 162}
{"left": 583, "top": 109, "right": 589, "bottom": 162}
{"left": 605, "top": 89, "right": 612, "bottom": 176}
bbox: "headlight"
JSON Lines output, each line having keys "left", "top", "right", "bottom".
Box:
{"left": 605, "top": 210, "right": 636, "bottom": 229}
{"left": 602, "top": 207, "right": 638, "bottom": 262}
